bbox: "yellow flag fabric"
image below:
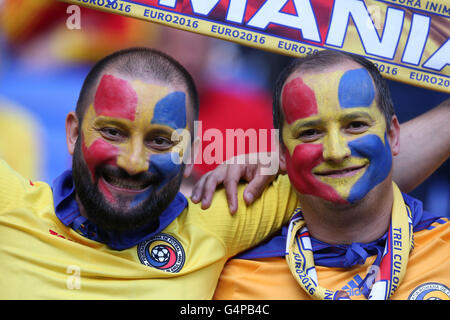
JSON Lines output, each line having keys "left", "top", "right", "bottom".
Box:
{"left": 59, "top": 0, "right": 449, "bottom": 93}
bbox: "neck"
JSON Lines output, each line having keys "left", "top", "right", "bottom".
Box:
{"left": 297, "top": 181, "right": 394, "bottom": 245}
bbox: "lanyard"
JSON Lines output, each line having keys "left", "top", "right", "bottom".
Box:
{"left": 285, "top": 183, "right": 413, "bottom": 300}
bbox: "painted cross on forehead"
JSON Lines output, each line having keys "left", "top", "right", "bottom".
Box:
{"left": 281, "top": 67, "right": 392, "bottom": 204}
{"left": 81, "top": 74, "right": 188, "bottom": 206}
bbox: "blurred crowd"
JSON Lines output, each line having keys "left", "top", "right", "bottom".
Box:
{"left": 0, "top": 0, "right": 448, "bottom": 215}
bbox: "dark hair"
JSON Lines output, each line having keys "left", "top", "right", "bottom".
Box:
{"left": 273, "top": 50, "right": 394, "bottom": 143}
{"left": 76, "top": 47, "right": 199, "bottom": 124}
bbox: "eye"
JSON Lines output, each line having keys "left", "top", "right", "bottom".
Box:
{"left": 147, "top": 136, "right": 174, "bottom": 150}
{"left": 346, "top": 121, "right": 369, "bottom": 134}
{"left": 298, "top": 128, "right": 322, "bottom": 142}
{"left": 99, "top": 127, "right": 126, "bottom": 142}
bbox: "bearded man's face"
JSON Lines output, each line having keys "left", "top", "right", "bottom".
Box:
{"left": 72, "top": 73, "right": 190, "bottom": 231}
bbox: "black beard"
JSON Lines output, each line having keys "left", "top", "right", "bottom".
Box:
{"left": 72, "top": 139, "right": 184, "bottom": 232}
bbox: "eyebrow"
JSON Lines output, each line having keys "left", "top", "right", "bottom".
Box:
{"left": 293, "top": 118, "right": 323, "bottom": 130}
{"left": 291, "top": 111, "right": 375, "bottom": 130}
{"left": 94, "top": 117, "right": 131, "bottom": 129}
{"left": 145, "top": 127, "right": 175, "bottom": 137}
{"left": 94, "top": 117, "right": 175, "bottom": 134}
{"left": 341, "top": 111, "right": 375, "bottom": 122}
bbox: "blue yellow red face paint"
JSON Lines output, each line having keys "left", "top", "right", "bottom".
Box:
{"left": 151, "top": 91, "right": 187, "bottom": 129}
{"left": 81, "top": 74, "right": 188, "bottom": 207}
{"left": 281, "top": 67, "right": 392, "bottom": 204}
{"left": 94, "top": 74, "right": 139, "bottom": 121}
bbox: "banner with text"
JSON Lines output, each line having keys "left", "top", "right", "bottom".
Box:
{"left": 60, "top": 0, "right": 449, "bottom": 93}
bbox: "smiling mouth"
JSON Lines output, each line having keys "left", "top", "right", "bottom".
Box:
{"left": 314, "top": 164, "right": 367, "bottom": 178}
{"left": 101, "top": 173, "right": 154, "bottom": 193}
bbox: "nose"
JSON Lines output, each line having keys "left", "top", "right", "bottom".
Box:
{"left": 322, "top": 125, "right": 351, "bottom": 163}
{"left": 116, "top": 138, "right": 149, "bottom": 175}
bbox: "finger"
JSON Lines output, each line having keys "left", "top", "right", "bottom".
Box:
{"left": 223, "top": 174, "right": 240, "bottom": 214}
{"left": 191, "top": 172, "right": 209, "bottom": 203}
{"left": 223, "top": 164, "right": 251, "bottom": 214}
{"left": 243, "top": 165, "right": 257, "bottom": 182}
{"left": 243, "top": 174, "right": 276, "bottom": 205}
{"left": 201, "top": 174, "right": 220, "bottom": 209}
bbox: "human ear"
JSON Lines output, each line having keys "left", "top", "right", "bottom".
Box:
{"left": 278, "top": 142, "right": 288, "bottom": 172}
{"left": 387, "top": 115, "right": 401, "bottom": 156}
{"left": 65, "top": 112, "right": 80, "bottom": 155}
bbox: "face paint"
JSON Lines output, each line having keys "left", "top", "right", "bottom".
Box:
{"left": 346, "top": 132, "right": 392, "bottom": 203}
{"left": 282, "top": 67, "right": 392, "bottom": 204}
{"left": 81, "top": 104, "right": 120, "bottom": 179}
{"left": 285, "top": 143, "right": 347, "bottom": 204}
{"left": 94, "top": 74, "right": 138, "bottom": 121}
{"left": 72, "top": 140, "right": 184, "bottom": 232}
{"left": 282, "top": 77, "right": 318, "bottom": 124}
{"left": 338, "top": 68, "right": 376, "bottom": 108}
{"left": 129, "top": 153, "right": 182, "bottom": 208}
{"left": 151, "top": 91, "right": 187, "bottom": 129}
{"left": 80, "top": 74, "right": 188, "bottom": 209}
{"left": 81, "top": 137, "right": 119, "bottom": 204}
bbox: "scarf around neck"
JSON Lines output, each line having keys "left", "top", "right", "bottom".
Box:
{"left": 285, "top": 183, "right": 414, "bottom": 300}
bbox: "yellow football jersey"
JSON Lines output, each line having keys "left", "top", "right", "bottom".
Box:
{"left": 0, "top": 159, "right": 298, "bottom": 299}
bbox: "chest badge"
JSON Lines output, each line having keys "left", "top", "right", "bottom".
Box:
{"left": 137, "top": 233, "right": 185, "bottom": 273}
{"left": 408, "top": 282, "right": 450, "bottom": 300}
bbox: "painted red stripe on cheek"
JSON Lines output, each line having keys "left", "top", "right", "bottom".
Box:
{"left": 285, "top": 143, "right": 322, "bottom": 194}
{"left": 82, "top": 138, "right": 119, "bottom": 180}
{"left": 282, "top": 77, "right": 318, "bottom": 124}
{"left": 94, "top": 74, "right": 138, "bottom": 121}
{"left": 286, "top": 144, "right": 346, "bottom": 204}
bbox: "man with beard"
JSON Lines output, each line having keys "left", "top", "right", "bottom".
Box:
{"left": 0, "top": 47, "right": 299, "bottom": 299}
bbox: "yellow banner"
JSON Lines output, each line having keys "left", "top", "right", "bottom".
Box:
{"left": 59, "top": 0, "right": 449, "bottom": 93}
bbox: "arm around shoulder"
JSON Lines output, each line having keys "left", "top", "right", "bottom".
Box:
{"left": 223, "top": 173, "right": 297, "bottom": 257}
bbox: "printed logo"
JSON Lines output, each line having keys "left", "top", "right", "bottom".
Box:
{"left": 408, "top": 282, "right": 450, "bottom": 300}
{"left": 137, "top": 233, "right": 185, "bottom": 273}
{"left": 341, "top": 275, "right": 363, "bottom": 297}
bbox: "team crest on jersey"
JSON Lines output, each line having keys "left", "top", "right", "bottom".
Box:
{"left": 408, "top": 282, "right": 450, "bottom": 300}
{"left": 137, "top": 233, "right": 185, "bottom": 273}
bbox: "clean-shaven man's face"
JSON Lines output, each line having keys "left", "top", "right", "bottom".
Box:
{"left": 281, "top": 65, "right": 393, "bottom": 205}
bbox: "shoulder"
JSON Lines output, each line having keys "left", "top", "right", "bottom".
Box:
{"left": 405, "top": 191, "right": 450, "bottom": 244}
{"left": 185, "top": 174, "right": 294, "bottom": 221}
{"left": 0, "top": 158, "right": 53, "bottom": 214}
{"left": 0, "top": 158, "right": 30, "bottom": 186}
{"left": 403, "top": 192, "right": 449, "bottom": 233}
{"left": 0, "top": 158, "right": 33, "bottom": 206}
{"left": 414, "top": 215, "right": 449, "bottom": 242}
{"left": 412, "top": 212, "right": 449, "bottom": 260}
